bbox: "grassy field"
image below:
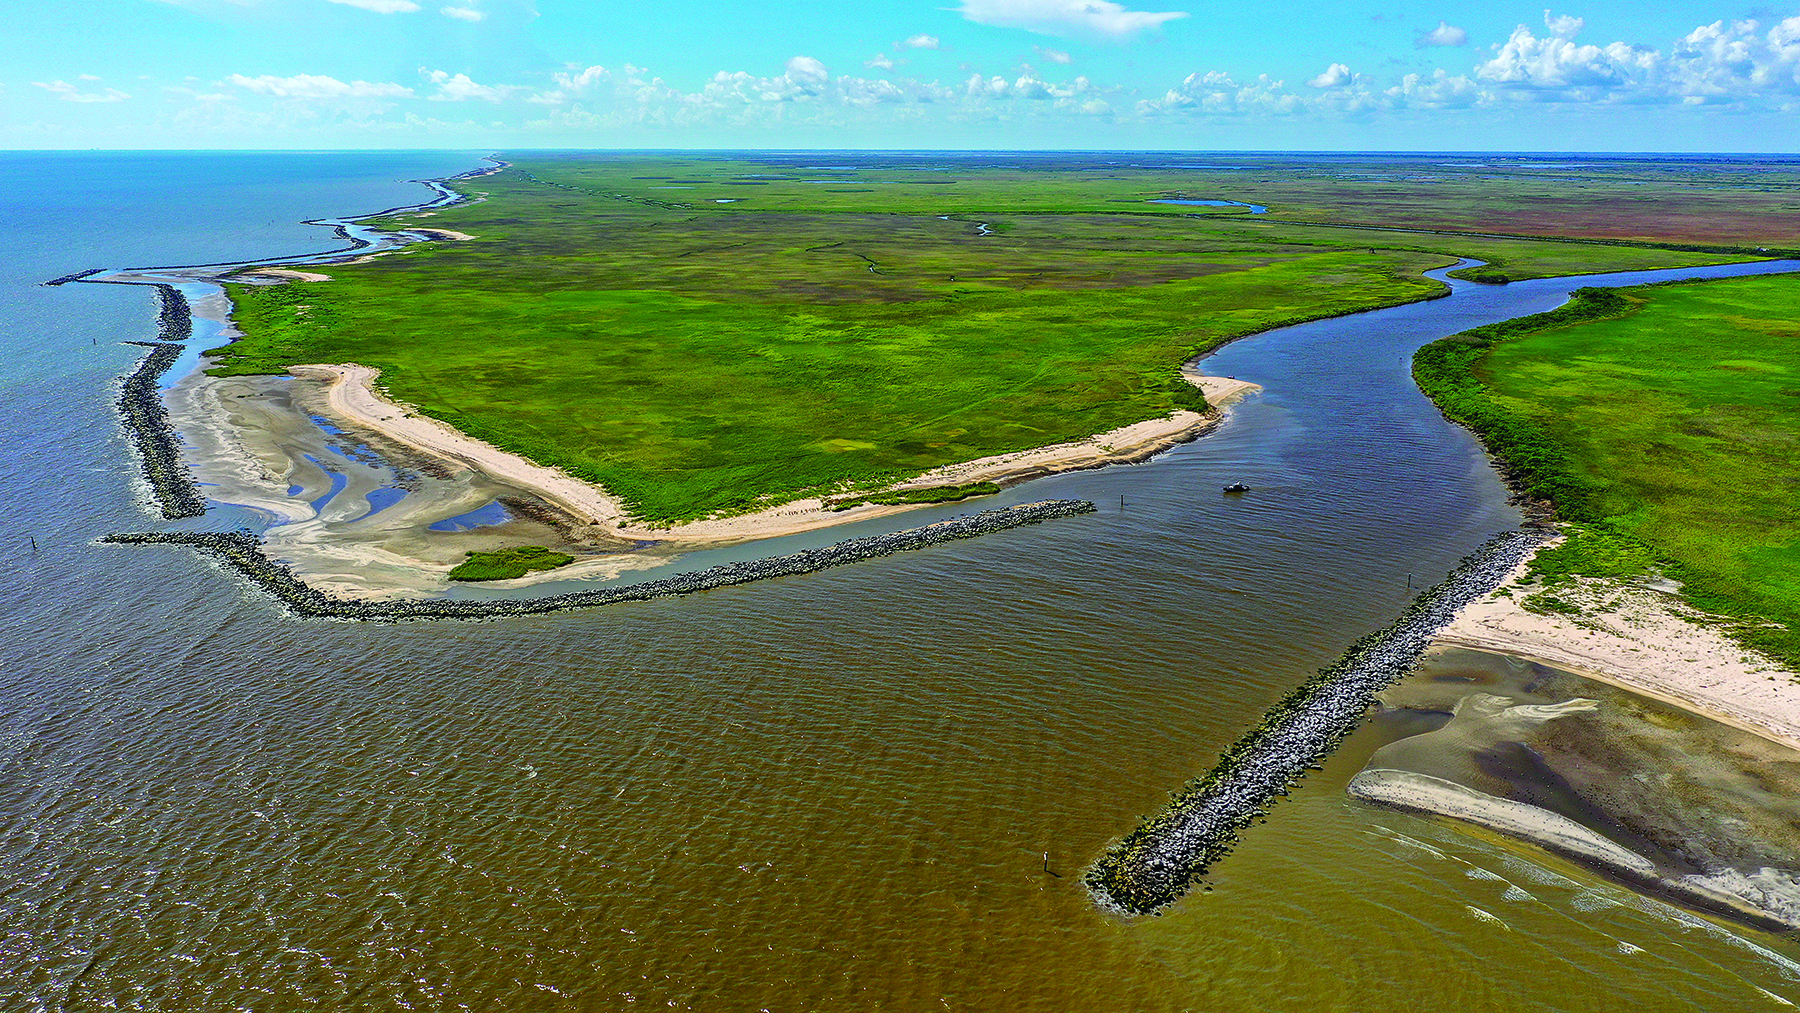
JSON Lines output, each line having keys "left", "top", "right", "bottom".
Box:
{"left": 448, "top": 545, "right": 575, "bottom": 581}
{"left": 215, "top": 153, "right": 1788, "bottom": 523}
{"left": 1415, "top": 274, "right": 1800, "bottom": 668}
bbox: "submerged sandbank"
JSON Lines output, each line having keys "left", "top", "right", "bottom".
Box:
{"left": 1432, "top": 539, "right": 1800, "bottom": 750}
{"left": 1351, "top": 646, "right": 1800, "bottom": 934}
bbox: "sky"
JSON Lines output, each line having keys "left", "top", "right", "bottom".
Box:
{"left": 4, "top": 0, "right": 1800, "bottom": 150}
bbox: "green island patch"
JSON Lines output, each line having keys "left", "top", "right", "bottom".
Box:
{"left": 826, "top": 481, "right": 1002, "bottom": 512}
{"left": 449, "top": 545, "right": 576, "bottom": 582}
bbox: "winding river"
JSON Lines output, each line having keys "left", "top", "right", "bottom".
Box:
{"left": 5, "top": 151, "right": 1800, "bottom": 1010}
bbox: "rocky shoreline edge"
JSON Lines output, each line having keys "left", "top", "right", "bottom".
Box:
{"left": 116, "top": 282, "right": 204, "bottom": 519}
{"left": 101, "top": 498, "right": 1097, "bottom": 620}
{"left": 1084, "top": 528, "right": 1551, "bottom": 916}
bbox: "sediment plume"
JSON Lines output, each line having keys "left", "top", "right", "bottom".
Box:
{"left": 1084, "top": 528, "right": 1551, "bottom": 916}
{"left": 101, "top": 498, "right": 1098, "bottom": 619}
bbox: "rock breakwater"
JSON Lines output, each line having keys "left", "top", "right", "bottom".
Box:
{"left": 118, "top": 340, "right": 206, "bottom": 519}
{"left": 152, "top": 284, "right": 192, "bottom": 342}
{"left": 1085, "top": 528, "right": 1551, "bottom": 915}
{"left": 102, "top": 498, "right": 1097, "bottom": 619}
{"left": 42, "top": 268, "right": 105, "bottom": 287}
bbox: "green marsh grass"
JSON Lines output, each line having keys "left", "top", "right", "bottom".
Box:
{"left": 448, "top": 545, "right": 575, "bottom": 582}
{"left": 217, "top": 154, "right": 1784, "bottom": 524}
{"left": 1416, "top": 273, "right": 1800, "bottom": 667}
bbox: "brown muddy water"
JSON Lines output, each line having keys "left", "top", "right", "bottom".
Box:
{"left": 6, "top": 151, "right": 1800, "bottom": 1010}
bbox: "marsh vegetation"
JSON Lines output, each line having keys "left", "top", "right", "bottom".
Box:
{"left": 1415, "top": 273, "right": 1800, "bottom": 667}
{"left": 214, "top": 153, "right": 1783, "bottom": 524}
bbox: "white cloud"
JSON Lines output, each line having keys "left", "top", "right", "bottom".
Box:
{"left": 957, "top": 0, "right": 1186, "bottom": 41}
{"left": 553, "top": 65, "right": 610, "bottom": 91}
{"left": 1306, "top": 63, "right": 1354, "bottom": 89}
{"left": 1545, "top": 11, "right": 1585, "bottom": 38}
{"left": 1468, "top": 14, "right": 1800, "bottom": 107}
{"left": 1663, "top": 17, "right": 1800, "bottom": 104}
{"left": 32, "top": 79, "right": 131, "bottom": 103}
{"left": 866, "top": 54, "right": 897, "bottom": 70}
{"left": 1386, "top": 68, "right": 1483, "bottom": 108}
{"left": 324, "top": 0, "right": 422, "bottom": 12}
{"left": 227, "top": 73, "right": 414, "bottom": 99}
{"left": 1143, "top": 64, "right": 1488, "bottom": 118}
{"left": 1145, "top": 71, "right": 1303, "bottom": 116}
{"left": 964, "top": 70, "right": 1105, "bottom": 107}
{"left": 899, "top": 34, "right": 940, "bottom": 50}
{"left": 1475, "top": 20, "right": 1660, "bottom": 100}
{"left": 422, "top": 69, "right": 514, "bottom": 101}
{"left": 1036, "top": 46, "right": 1073, "bottom": 64}
{"left": 522, "top": 55, "right": 966, "bottom": 128}
{"left": 1416, "top": 20, "right": 1467, "bottom": 48}
{"left": 441, "top": 5, "right": 483, "bottom": 20}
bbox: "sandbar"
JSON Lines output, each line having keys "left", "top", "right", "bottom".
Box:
{"left": 288, "top": 361, "right": 1259, "bottom": 547}
{"left": 1434, "top": 537, "right": 1800, "bottom": 750}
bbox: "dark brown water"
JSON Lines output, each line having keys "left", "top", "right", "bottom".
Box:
{"left": 6, "top": 152, "right": 1800, "bottom": 1010}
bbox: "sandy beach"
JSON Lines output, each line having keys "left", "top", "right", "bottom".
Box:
{"left": 289, "top": 361, "right": 1259, "bottom": 547}
{"left": 1433, "top": 537, "right": 1800, "bottom": 750}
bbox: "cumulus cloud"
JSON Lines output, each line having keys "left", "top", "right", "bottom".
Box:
{"left": 1545, "top": 11, "right": 1584, "bottom": 38}
{"left": 1142, "top": 64, "right": 1489, "bottom": 118}
{"left": 1144, "top": 71, "right": 1303, "bottom": 116}
{"left": 1464, "top": 13, "right": 1800, "bottom": 107}
{"left": 1416, "top": 20, "right": 1467, "bottom": 48}
{"left": 441, "top": 5, "right": 483, "bottom": 20}
{"left": 1662, "top": 17, "right": 1800, "bottom": 104}
{"left": 523, "top": 55, "right": 971, "bottom": 130}
{"left": 33, "top": 79, "right": 131, "bottom": 103}
{"left": 1306, "top": 63, "right": 1354, "bottom": 88}
{"left": 1036, "top": 46, "right": 1073, "bottom": 64}
{"left": 555, "top": 65, "right": 610, "bottom": 91}
{"left": 866, "top": 53, "right": 897, "bottom": 70}
{"left": 899, "top": 34, "right": 940, "bottom": 50}
{"left": 957, "top": 0, "right": 1186, "bottom": 41}
{"left": 229, "top": 73, "right": 414, "bottom": 99}
{"left": 324, "top": 0, "right": 422, "bottom": 12}
{"left": 422, "top": 69, "right": 514, "bottom": 101}
{"left": 1476, "top": 19, "right": 1660, "bottom": 100}
{"left": 1386, "top": 68, "right": 1483, "bottom": 107}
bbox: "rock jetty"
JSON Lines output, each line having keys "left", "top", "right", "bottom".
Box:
{"left": 42, "top": 268, "right": 105, "bottom": 287}
{"left": 117, "top": 340, "right": 206, "bottom": 519}
{"left": 151, "top": 283, "right": 192, "bottom": 342}
{"left": 1085, "top": 528, "right": 1551, "bottom": 915}
{"left": 102, "top": 498, "right": 1098, "bottom": 620}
